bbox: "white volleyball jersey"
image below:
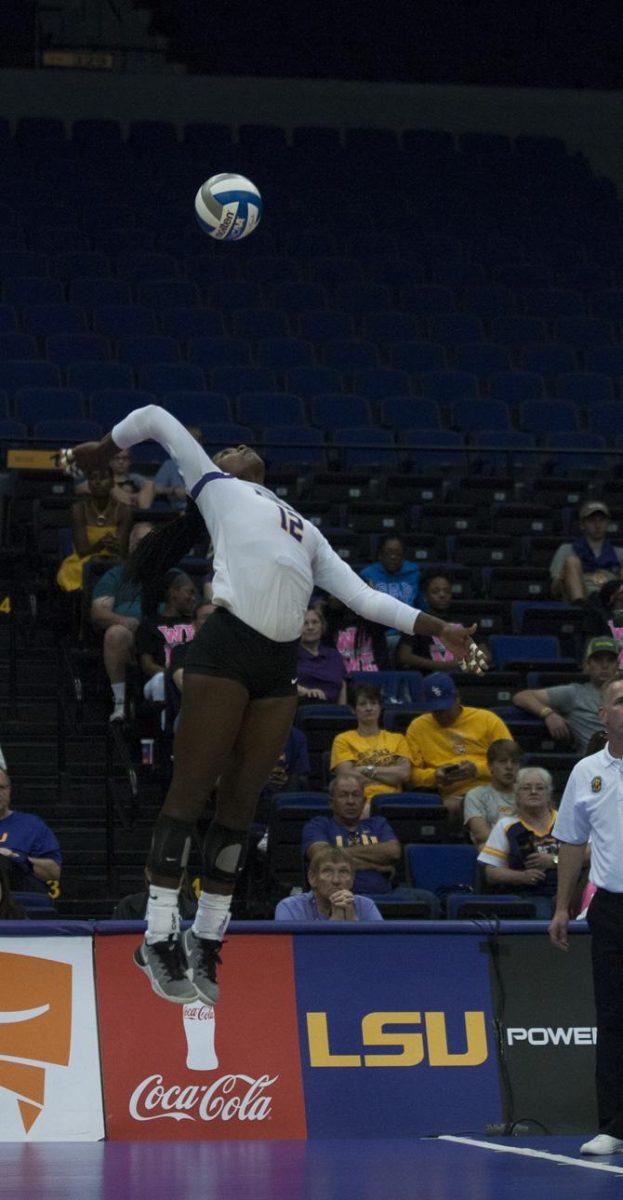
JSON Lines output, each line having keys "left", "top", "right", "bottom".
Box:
{"left": 112, "top": 405, "right": 421, "bottom": 642}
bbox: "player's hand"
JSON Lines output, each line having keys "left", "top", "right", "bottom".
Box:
{"left": 549, "top": 910, "right": 570, "bottom": 950}
{"left": 56, "top": 436, "right": 116, "bottom": 478}
{"left": 439, "top": 624, "right": 488, "bottom": 674}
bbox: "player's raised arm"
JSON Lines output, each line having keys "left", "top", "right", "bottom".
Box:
{"left": 312, "top": 535, "right": 487, "bottom": 673}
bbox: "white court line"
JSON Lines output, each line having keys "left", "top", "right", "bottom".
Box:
{"left": 438, "top": 1134, "right": 623, "bottom": 1176}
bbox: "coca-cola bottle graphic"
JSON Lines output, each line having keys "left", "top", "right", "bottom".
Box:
{"left": 182, "top": 999, "right": 218, "bottom": 1071}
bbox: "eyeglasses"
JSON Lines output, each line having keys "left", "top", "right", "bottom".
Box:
{"left": 517, "top": 784, "right": 548, "bottom": 793}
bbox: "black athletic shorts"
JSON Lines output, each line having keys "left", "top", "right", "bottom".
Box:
{"left": 184, "top": 606, "right": 299, "bottom": 699}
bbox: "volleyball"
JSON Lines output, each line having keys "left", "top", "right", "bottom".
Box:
{"left": 194, "top": 173, "right": 263, "bottom": 241}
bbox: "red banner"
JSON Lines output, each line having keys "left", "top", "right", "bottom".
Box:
{"left": 96, "top": 933, "right": 306, "bottom": 1139}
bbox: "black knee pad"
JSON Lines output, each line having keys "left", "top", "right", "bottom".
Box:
{"left": 202, "top": 821, "right": 249, "bottom": 886}
{"left": 149, "top": 813, "right": 195, "bottom": 877}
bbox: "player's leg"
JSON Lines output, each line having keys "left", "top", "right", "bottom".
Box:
{"left": 184, "top": 692, "right": 297, "bottom": 1003}
{"left": 135, "top": 672, "right": 250, "bottom": 1003}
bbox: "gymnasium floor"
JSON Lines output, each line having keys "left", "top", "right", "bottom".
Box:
{"left": 1, "top": 1135, "right": 622, "bottom": 1200}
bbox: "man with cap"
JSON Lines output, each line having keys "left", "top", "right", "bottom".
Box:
{"left": 405, "top": 673, "right": 512, "bottom": 830}
{"left": 550, "top": 500, "right": 623, "bottom": 603}
{"left": 512, "top": 636, "right": 620, "bottom": 755}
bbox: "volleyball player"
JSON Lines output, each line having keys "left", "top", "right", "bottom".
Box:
{"left": 62, "top": 405, "right": 487, "bottom": 1004}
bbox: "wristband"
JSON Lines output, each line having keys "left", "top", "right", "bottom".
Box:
{"left": 540, "top": 706, "right": 553, "bottom": 719}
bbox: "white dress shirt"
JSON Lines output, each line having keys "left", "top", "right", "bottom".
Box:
{"left": 553, "top": 745, "right": 623, "bottom": 892}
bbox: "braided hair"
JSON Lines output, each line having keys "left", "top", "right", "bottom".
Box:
{"left": 123, "top": 498, "right": 206, "bottom": 616}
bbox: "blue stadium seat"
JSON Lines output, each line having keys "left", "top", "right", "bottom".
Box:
{"left": 310, "top": 257, "right": 364, "bottom": 285}
{"left": 520, "top": 345, "right": 577, "bottom": 375}
{"left": 556, "top": 372, "right": 614, "bottom": 405}
{"left": 33, "top": 419, "right": 102, "bottom": 442}
{"left": 182, "top": 121, "right": 235, "bottom": 155}
{"left": 114, "top": 252, "right": 179, "bottom": 281}
{"left": 270, "top": 281, "right": 328, "bottom": 311}
{"left": 420, "top": 371, "right": 478, "bottom": 402}
{"left": 15, "top": 388, "right": 85, "bottom": 425}
{"left": 164, "top": 392, "right": 230, "bottom": 424}
{"left": 390, "top": 342, "right": 447, "bottom": 373}
{"left": 298, "top": 311, "right": 355, "bottom": 342}
{"left": 468, "top": 232, "right": 521, "bottom": 262}
{"left": 117, "top": 336, "right": 179, "bottom": 366}
{"left": 241, "top": 256, "right": 301, "bottom": 285}
{"left": 188, "top": 338, "right": 251, "bottom": 368}
{"left": 322, "top": 339, "right": 379, "bottom": 371}
{"left": 285, "top": 366, "right": 343, "bottom": 398}
{"left": 334, "top": 427, "right": 398, "bottom": 468}
{"left": 399, "top": 284, "right": 456, "bottom": 314}
{"left": 519, "top": 399, "right": 579, "bottom": 433}
{"left": 211, "top": 366, "right": 276, "bottom": 395}
{"left": 527, "top": 238, "right": 586, "bottom": 269}
{"left": 406, "top": 844, "right": 477, "bottom": 893}
{"left": 137, "top": 279, "right": 200, "bottom": 308}
{"left": 472, "top": 430, "right": 537, "bottom": 470}
{"left": 462, "top": 285, "right": 515, "bottom": 316}
{"left": 183, "top": 253, "right": 239, "bottom": 283}
{"left": 204, "top": 280, "right": 264, "bottom": 309}
{"left": 489, "top": 634, "right": 560, "bottom": 669}
{"left": 257, "top": 338, "right": 314, "bottom": 369}
{"left": 519, "top": 287, "right": 585, "bottom": 317}
{"left": 450, "top": 399, "right": 511, "bottom": 433}
{"left": 585, "top": 346, "right": 623, "bottom": 376}
{"left": 283, "top": 231, "right": 336, "bottom": 258}
{"left": 72, "top": 118, "right": 123, "bottom": 149}
{"left": 47, "top": 333, "right": 111, "bottom": 364}
{"left": 363, "top": 256, "right": 426, "bottom": 288}
{"left": 21, "top": 305, "right": 87, "bottom": 337}
{"left": 86, "top": 203, "right": 135, "bottom": 230}
{"left": 137, "top": 362, "right": 205, "bottom": 394}
{"left": 399, "top": 429, "right": 466, "bottom": 467}
{"left": 311, "top": 395, "right": 372, "bottom": 429}
{"left": 489, "top": 315, "right": 547, "bottom": 345}
{"left": 573, "top": 396, "right": 619, "bottom": 435}
{"left": 68, "top": 361, "right": 134, "bottom": 395}
{"left": 0, "top": 305, "right": 16, "bottom": 331}
{"left": 90, "top": 389, "right": 153, "bottom": 427}
{"left": 0, "top": 419, "right": 28, "bottom": 440}
{"left": 200, "top": 423, "right": 254, "bottom": 452}
{"left": 454, "top": 344, "right": 511, "bottom": 375}
{"left": 263, "top": 425, "right": 326, "bottom": 468}
{"left": 93, "top": 306, "right": 156, "bottom": 338}
{"left": 68, "top": 278, "right": 131, "bottom": 307}
{"left": 380, "top": 397, "right": 442, "bottom": 428}
{"left": 546, "top": 431, "right": 607, "bottom": 472}
{"left": 428, "top": 313, "right": 485, "bottom": 345}
{"left": 232, "top": 310, "right": 290, "bottom": 338}
{"left": 488, "top": 371, "right": 545, "bottom": 402}
{"left": 128, "top": 120, "right": 179, "bottom": 153}
{"left": 52, "top": 253, "right": 110, "bottom": 280}
{"left": 3, "top": 278, "right": 64, "bottom": 305}
{"left": 0, "top": 361, "right": 60, "bottom": 394}
{"left": 361, "top": 312, "right": 422, "bottom": 343}
{"left": 0, "top": 251, "right": 49, "bottom": 278}
{"left": 590, "top": 290, "right": 623, "bottom": 320}
{"left": 16, "top": 116, "right": 66, "bottom": 148}
{"left": 0, "top": 333, "right": 37, "bottom": 359}
{"left": 29, "top": 229, "right": 90, "bottom": 254}
{"left": 353, "top": 368, "right": 411, "bottom": 400}
{"left": 91, "top": 228, "right": 155, "bottom": 255}
{"left": 236, "top": 393, "right": 306, "bottom": 427}
{"left": 332, "top": 283, "right": 392, "bottom": 314}
{"left": 157, "top": 307, "right": 224, "bottom": 339}
{"left": 0, "top": 392, "right": 8, "bottom": 418}
{"left": 553, "top": 317, "right": 614, "bottom": 348}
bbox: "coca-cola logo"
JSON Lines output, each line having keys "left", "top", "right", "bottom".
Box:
{"left": 129, "top": 1074, "right": 278, "bottom": 1123}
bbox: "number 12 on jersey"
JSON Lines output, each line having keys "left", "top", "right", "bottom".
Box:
{"left": 278, "top": 505, "right": 304, "bottom": 542}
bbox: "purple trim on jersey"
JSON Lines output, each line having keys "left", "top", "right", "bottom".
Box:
{"left": 190, "top": 470, "right": 232, "bottom": 501}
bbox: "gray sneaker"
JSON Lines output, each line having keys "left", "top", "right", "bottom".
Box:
{"left": 134, "top": 936, "right": 197, "bottom": 1004}
{"left": 183, "top": 929, "right": 222, "bottom": 1005}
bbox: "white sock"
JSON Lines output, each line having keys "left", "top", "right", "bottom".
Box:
{"left": 112, "top": 682, "right": 125, "bottom": 703}
{"left": 192, "top": 891, "right": 232, "bottom": 942}
{"left": 145, "top": 884, "right": 180, "bottom": 944}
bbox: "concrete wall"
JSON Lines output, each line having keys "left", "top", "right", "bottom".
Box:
{"left": 4, "top": 69, "right": 623, "bottom": 192}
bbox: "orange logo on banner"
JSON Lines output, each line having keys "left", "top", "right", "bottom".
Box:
{"left": 0, "top": 951, "right": 72, "bottom": 1132}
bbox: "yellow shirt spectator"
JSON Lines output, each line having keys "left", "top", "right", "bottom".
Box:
{"left": 330, "top": 683, "right": 412, "bottom": 804}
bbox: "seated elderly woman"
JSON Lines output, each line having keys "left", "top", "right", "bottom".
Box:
{"left": 274, "top": 845, "right": 383, "bottom": 922}
{"left": 477, "top": 765, "right": 588, "bottom": 918}
{"left": 57, "top": 465, "right": 133, "bottom": 592}
{"left": 297, "top": 607, "right": 347, "bottom": 704}
{"left": 330, "top": 682, "right": 412, "bottom": 808}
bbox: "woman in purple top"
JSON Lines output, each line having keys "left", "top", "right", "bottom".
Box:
{"left": 274, "top": 847, "right": 382, "bottom": 922}
{"left": 297, "top": 608, "right": 347, "bottom": 704}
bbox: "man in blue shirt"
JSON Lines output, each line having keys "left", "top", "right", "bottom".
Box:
{"left": 275, "top": 846, "right": 383, "bottom": 921}
{"left": 302, "top": 772, "right": 401, "bottom": 895}
{"left": 0, "top": 768, "right": 61, "bottom": 894}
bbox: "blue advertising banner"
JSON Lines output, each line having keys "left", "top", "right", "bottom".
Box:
{"left": 293, "top": 932, "right": 503, "bottom": 1137}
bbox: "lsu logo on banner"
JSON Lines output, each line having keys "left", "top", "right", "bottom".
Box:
{"left": 307, "top": 1011, "right": 488, "bottom": 1067}
{"left": 0, "top": 951, "right": 71, "bottom": 1132}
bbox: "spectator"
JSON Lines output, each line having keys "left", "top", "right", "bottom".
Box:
{"left": 323, "top": 595, "right": 390, "bottom": 674}
{"left": 405, "top": 673, "right": 513, "bottom": 831}
{"left": 0, "top": 861, "right": 27, "bottom": 920}
{"left": 330, "top": 682, "right": 412, "bottom": 807}
{"left": 512, "top": 635, "right": 619, "bottom": 755}
{"left": 57, "top": 465, "right": 133, "bottom": 592}
{"left": 136, "top": 570, "right": 197, "bottom": 704}
{"left": 0, "top": 768, "right": 61, "bottom": 895}
{"left": 153, "top": 424, "right": 203, "bottom": 511}
{"left": 168, "top": 598, "right": 215, "bottom": 695}
{"left": 463, "top": 738, "right": 521, "bottom": 851}
{"left": 112, "top": 867, "right": 197, "bottom": 920}
{"left": 584, "top": 579, "right": 623, "bottom": 668}
{"left": 360, "top": 535, "right": 420, "bottom": 650}
{"left": 297, "top": 607, "right": 347, "bottom": 703}
{"left": 274, "top": 846, "right": 383, "bottom": 921}
{"left": 258, "top": 726, "right": 311, "bottom": 816}
{"left": 550, "top": 500, "right": 623, "bottom": 603}
{"left": 397, "top": 571, "right": 490, "bottom": 674}
{"left": 75, "top": 447, "right": 155, "bottom": 510}
{"left": 90, "top": 521, "right": 154, "bottom": 722}
{"left": 477, "top": 766, "right": 563, "bottom": 918}
{"left": 302, "top": 772, "right": 439, "bottom": 912}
